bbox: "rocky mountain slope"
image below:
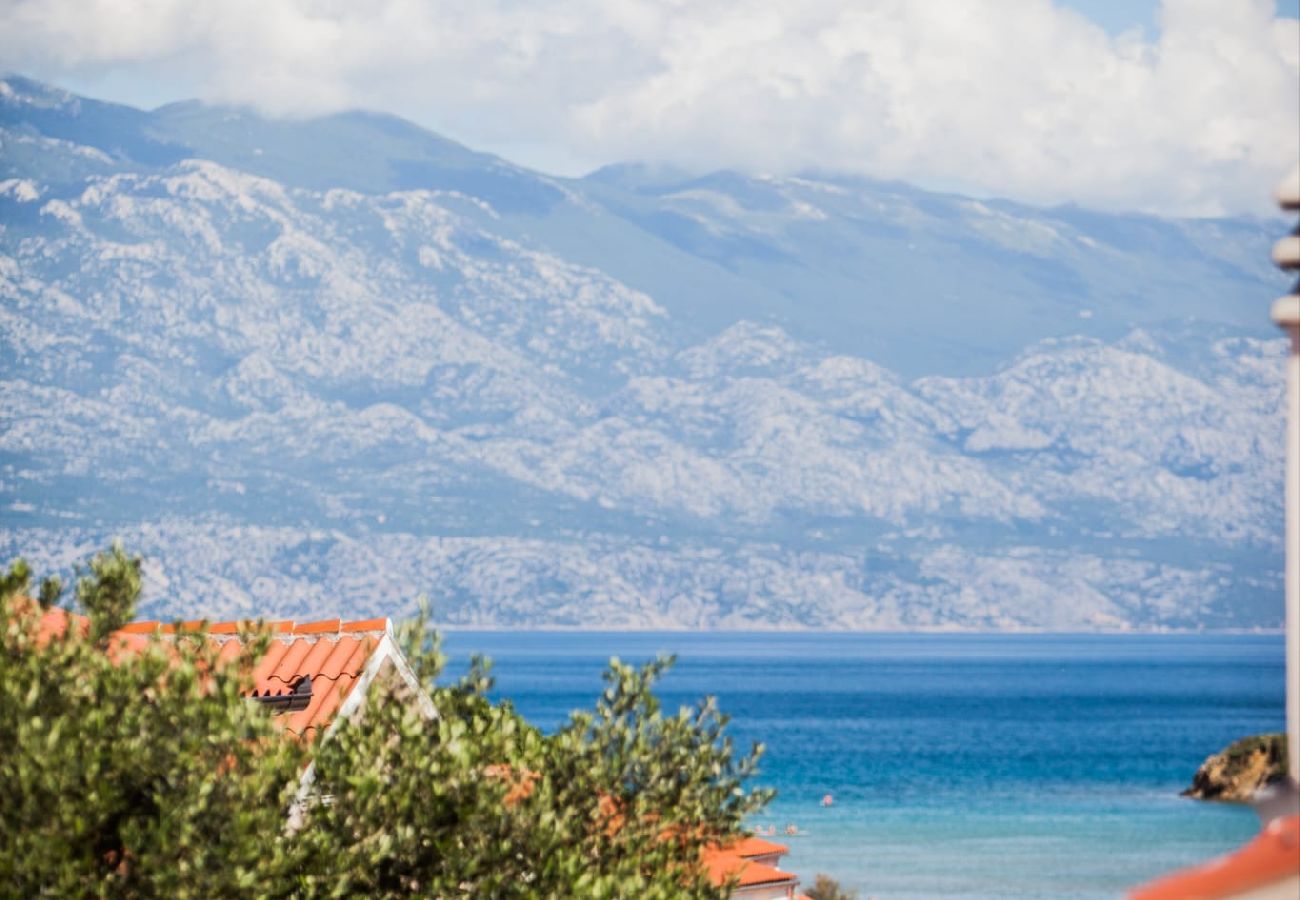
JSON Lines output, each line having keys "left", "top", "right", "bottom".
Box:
{"left": 0, "top": 75, "right": 1290, "bottom": 628}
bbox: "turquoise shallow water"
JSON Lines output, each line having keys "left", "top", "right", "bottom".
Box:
{"left": 438, "top": 632, "right": 1283, "bottom": 898}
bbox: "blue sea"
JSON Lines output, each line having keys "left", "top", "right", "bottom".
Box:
{"left": 438, "top": 632, "right": 1284, "bottom": 899}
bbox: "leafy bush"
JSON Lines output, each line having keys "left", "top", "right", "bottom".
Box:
{"left": 806, "top": 873, "right": 860, "bottom": 900}
{"left": 1222, "top": 733, "right": 1288, "bottom": 772}
{"left": 0, "top": 545, "right": 305, "bottom": 896}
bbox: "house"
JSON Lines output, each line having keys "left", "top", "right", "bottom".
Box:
{"left": 702, "top": 836, "right": 805, "bottom": 899}
{"left": 720, "top": 835, "right": 792, "bottom": 868}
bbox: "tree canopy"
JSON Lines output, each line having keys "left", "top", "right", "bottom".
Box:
{"left": 1, "top": 546, "right": 771, "bottom": 897}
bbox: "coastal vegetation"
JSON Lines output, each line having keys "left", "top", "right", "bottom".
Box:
{"left": 805, "top": 873, "right": 859, "bottom": 900}
{"left": 1183, "top": 733, "right": 1289, "bottom": 802}
{"left": 0, "top": 546, "right": 771, "bottom": 897}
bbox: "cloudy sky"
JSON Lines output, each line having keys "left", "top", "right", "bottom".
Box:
{"left": 1, "top": 0, "right": 1297, "bottom": 217}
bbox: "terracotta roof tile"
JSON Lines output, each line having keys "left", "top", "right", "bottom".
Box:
{"left": 118, "top": 621, "right": 160, "bottom": 635}
{"left": 1130, "top": 814, "right": 1300, "bottom": 899}
{"left": 215, "top": 639, "right": 243, "bottom": 666}
{"left": 226, "top": 620, "right": 389, "bottom": 737}
{"left": 269, "top": 639, "right": 313, "bottom": 683}
{"left": 342, "top": 638, "right": 372, "bottom": 675}
{"left": 295, "top": 637, "right": 338, "bottom": 682}
{"left": 317, "top": 637, "right": 363, "bottom": 681}
{"left": 722, "top": 836, "right": 789, "bottom": 858}
{"left": 105, "top": 632, "right": 151, "bottom": 661}
{"left": 34, "top": 603, "right": 85, "bottom": 641}
{"left": 9, "top": 601, "right": 393, "bottom": 740}
{"left": 295, "top": 618, "right": 342, "bottom": 635}
{"left": 291, "top": 673, "right": 358, "bottom": 735}
{"left": 253, "top": 640, "right": 290, "bottom": 684}
{"left": 702, "top": 849, "right": 797, "bottom": 888}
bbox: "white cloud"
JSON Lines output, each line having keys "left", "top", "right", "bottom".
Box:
{"left": 1, "top": 0, "right": 1296, "bottom": 216}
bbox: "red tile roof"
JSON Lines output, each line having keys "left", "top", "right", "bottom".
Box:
{"left": 1129, "top": 814, "right": 1300, "bottom": 899}
{"left": 702, "top": 847, "right": 798, "bottom": 888}
{"left": 722, "top": 835, "right": 791, "bottom": 858}
{"left": 29, "top": 601, "right": 83, "bottom": 641}
{"left": 17, "top": 600, "right": 390, "bottom": 740}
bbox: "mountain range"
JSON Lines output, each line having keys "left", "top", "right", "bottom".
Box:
{"left": 0, "top": 74, "right": 1291, "bottom": 629}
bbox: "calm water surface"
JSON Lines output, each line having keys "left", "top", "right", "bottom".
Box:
{"left": 439, "top": 632, "right": 1283, "bottom": 899}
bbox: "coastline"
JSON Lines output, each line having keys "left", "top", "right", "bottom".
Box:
{"left": 439, "top": 630, "right": 1283, "bottom": 898}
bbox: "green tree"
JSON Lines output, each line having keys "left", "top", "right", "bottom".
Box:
{"left": 296, "top": 615, "right": 771, "bottom": 897}
{"left": 0, "top": 548, "right": 307, "bottom": 897}
{"left": 2, "top": 549, "right": 772, "bottom": 897}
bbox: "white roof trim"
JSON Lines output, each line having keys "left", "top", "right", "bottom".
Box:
{"left": 287, "top": 624, "right": 437, "bottom": 829}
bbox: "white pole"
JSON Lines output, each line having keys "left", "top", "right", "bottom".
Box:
{"left": 1277, "top": 302, "right": 1299, "bottom": 782}
{"left": 1272, "top": 165, "right": 1300, "bottom": 784}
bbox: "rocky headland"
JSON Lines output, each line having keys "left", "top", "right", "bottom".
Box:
{"left": 1183, "top": 734, "right": 1289, "bottom": 802}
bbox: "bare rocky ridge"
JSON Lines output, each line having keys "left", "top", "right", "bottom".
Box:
{"left": 0, "top": 75, "right": 1292, "bottom": 628}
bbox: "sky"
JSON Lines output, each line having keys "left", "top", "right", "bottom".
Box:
{"left": 0, "top": 0, "right": 1297, "bottom": 217}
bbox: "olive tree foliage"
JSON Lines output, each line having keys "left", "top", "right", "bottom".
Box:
{"left": 2, "top": 549, "right": 772, "bottom": 897}
{"left": 296, "top": 609, "right": 773, "bottom": 898}
{"left": 0, "top": 545, "right": 306, "bottom": 898}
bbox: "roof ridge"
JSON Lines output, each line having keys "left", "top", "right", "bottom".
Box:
{"left": 113, "top": 618, "right": 392, "bottom": 646}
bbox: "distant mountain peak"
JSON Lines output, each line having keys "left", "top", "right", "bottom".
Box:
{"left": 0, "top": 74, "right": 79, "bottom": 110}
{"left": 582, "top": 161, "right": 695, "bottom": 190}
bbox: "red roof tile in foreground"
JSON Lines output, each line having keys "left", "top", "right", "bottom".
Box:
{"left": 1129, "top": 815, "right": 1300, "bottom": 899}
{"left": 15, "top": 600, "right": 390, "bottom": 740}
{"left": 702, "top": 848, "right": 798, "bottom": 888}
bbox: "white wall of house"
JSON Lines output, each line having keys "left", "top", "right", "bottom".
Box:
{"left": 732, "top": 883, "right": 796, "bottom": 900}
